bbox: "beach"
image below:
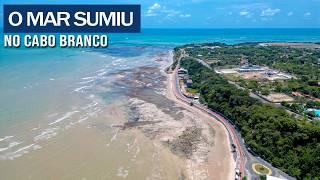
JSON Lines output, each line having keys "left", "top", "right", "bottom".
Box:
{"left": 166, "top": 66, "right": 235, "bottom": 179}
{"left": 0, "top": 48, "right": 234, "bottom": 179}
{"left": 124, "top": 52, "right": 235, "bottom": 179}
{"left": 0, "top": 49, "right": 189, "bottom": 179}
{"left": 1, "top": 29, "right": 319, "bottom": 179}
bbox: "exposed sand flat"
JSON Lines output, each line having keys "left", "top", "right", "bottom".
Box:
{"left": 0, "top": 103, "right": 186, "bottom": 180}
{"left": 122, "top": 52, "right": 235, "bottom": 179}
{"left": 260, "top": 42, "right": 320, "bottom": 49}
{"left": 166, "top": 71, "right": 235, "bottom": 180}
{"left": 129, "top": 97, "right": 215, "bottom": 179}
{"left": 0, "top": 50, "right": 234, "bottom": 180}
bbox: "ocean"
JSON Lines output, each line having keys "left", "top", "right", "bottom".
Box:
{"left": 0, "top": 28, "right": 319, "bottom": 179}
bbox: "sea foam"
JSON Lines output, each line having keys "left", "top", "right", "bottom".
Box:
{"left": 0, "top": 141, "right": 21, "bottom": 152}
{"left": 49, "top": 111, "right": 79, "bottom": 125}
{"left": 33, "top": 128, "right": 59, "bottom": 141}
{"left": 0, "top": 136, "right": 14, "bottom": 142}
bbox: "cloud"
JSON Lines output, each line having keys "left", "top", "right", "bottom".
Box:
{"left": 145, "top": 3, "right": 161, "bottom": 16}
{"left": 239, "top": 11, "right": 249, "bottom": 16}
{"left": 191, "top": 0, "right": 207, "bottom": 3}
{"left": 146, "top": 10, "right": 157, "bottom": 17}
{"left": 145, "top": 2, "right": 190, "bottom": 18}
{"left": 287, "top": 12, "right": 293, "bottom": 16}
{"left": 239, "top": 11, "right": 253, "bottom": 18}
{"left": 229, "top": 3, "right": 269, "bottom": 11}
{"left": 260, "top": 8, "right": 280, "bottom": 17}
{"left": 180, "top": 14, "right": 191, "bottom": 18}
{"left": 162, "top": 8, "right": 180, "bottom": 17}
{"left": 150, "top": 3, "right": 161, "bottom": 10}
{"left": 304, "top": 12, "right": 311, "bottom": 17}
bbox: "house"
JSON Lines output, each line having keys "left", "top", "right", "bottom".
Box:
{"left": 178, "top": 68, "right": 188, "bottom": 74}
{"left": 186, "top": 79, "right": 193, "bottom": 87}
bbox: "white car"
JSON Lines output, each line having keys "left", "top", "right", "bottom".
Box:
{"left": 235, "top": 168, "right": 241, "bottom": 180}
{"left": 235, "top": 174, "right": 240, "bottom": 180}
{"left": 235, "top": 168, "right": 240, "bottom": 175}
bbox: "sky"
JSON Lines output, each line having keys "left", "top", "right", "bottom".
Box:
{"left": 1, "top": 0, "right": 320, "bottom": 28}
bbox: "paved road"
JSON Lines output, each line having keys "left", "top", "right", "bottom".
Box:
{"left": 175, "top": 52, "right": 294, "bottom": 180}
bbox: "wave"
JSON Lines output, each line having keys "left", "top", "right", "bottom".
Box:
{"left": 110, "top": 129, "right": 120, "bottom": 142}
{"left": 97, "top": 71, "right": 107, "bottom": 76}
{"left": 87, "top": 108, "right": 101, "bottom": 117}
{"left": 48, "top": 111, "right": 79, "bottom": 126}
{"left": 0, "top": 144, "right": 36, "bottom": 160}
{"left": 0, "top": 136, "right": 14, "bottom": 142}
{"left": 33, "top": 128, "right": 59, "bottom": 142}
{"left": 73, "top": 85, "right": 92, "bottom": 92}
{"left": 77, "top": 117, "right": 89, "bottom": 123}
{"left": 81, "top": 101, "right": 98, "bottom": 110}
{"left": 0, "top": 141, "right": 21, "bottom": 152}
{"left": 96, "top": 68, "right": 106, "bottom": 73}
{"left": 78, "top": 79, "right": 95, "bottom": 84}
{"left": 82, "top": 76, "right": 96, "bottom": 80}
{"left": 14, "top": 144, "right": 34, "bottom": 154}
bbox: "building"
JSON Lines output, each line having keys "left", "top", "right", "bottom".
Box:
{"left": 178, "top": 68, "right": 188, "bottom": 74}
{"left": 186, "top": 79, "right": 193, "bottom": 87}
{"left": 239, "top": 64, "right": 265, "bottom": 72}
{"left": 265, "top": 70, "right": 277, "bottom": 76}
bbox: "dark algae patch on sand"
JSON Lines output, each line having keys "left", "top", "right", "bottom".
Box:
{"left": 167, "top": 127, "right": 202, "bottom": 158}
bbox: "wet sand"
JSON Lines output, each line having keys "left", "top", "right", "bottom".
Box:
{"left": 166, "top": 68, "right": 235, "bottom": 180}
{"left": 0, "top": 50, "right": 234, "bottom": 180}
{"left": 0, "top": 103, "right": 186, "bottom": 180}
{"left": 115, "top": 52, "right": 235, "bottom": 179}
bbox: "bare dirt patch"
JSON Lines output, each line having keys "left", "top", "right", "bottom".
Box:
{"left": 262, "top": 93, "right": 295, "bottom": 103}
{"left": 260, "top": 42, "right": 320, "bottom": 49}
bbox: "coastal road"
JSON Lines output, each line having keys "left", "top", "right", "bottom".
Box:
{"left": 171, "top": 66, "right": 246, "bottom": 179}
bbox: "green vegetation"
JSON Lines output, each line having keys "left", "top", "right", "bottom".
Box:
{"left": 281, "top": 102, "right": 305, "bottom": 114}
{"left": 253, "top": 163, "right": 271, "bottom": 175}
{"left": 237, "top": 79, "right": 271, "bottom": 95}
{"left": 260, "top": 175, "right": 267, "bottom": 180}
{"left": 184, "top": 44, "right": 320, "bottom": 99}
{"left": 171, "top": 47, "right": 183, "bottom": 70}
{"left": 186, "top": 88, "right": 198, "bottom": 94}
{"left": 179, "top": 56, "right": 320, "bottom": 179}
{"left": 183, "top": 43, "right": 320, "bottom": 119}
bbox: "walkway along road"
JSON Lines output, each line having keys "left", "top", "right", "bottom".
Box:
{"left": 171, "top": 65, "right": 246, "bottom": 179}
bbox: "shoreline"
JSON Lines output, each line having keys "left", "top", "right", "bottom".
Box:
{"left": 163, "top": 51, "right": 236, "bottom": 179}
{"left": 122, "top": 51, "right": 235, "bottom": 179}
{"left": 165, "top": 65, "right": 235, "bottom": 180}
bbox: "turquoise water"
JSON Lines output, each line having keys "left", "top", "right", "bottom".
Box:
{"left": 307, "top": 109, "right": 320, "bottom": 117}
{"left": 1, "top": 28, "right": 319, "bottom": 130}
{"left": 109, "top": 28, "right": 320, "bottom": 45}
{"left": 1, "top": 29, "right": 319, "bottom": 114}
{"left": 0, "top": 28, "right": 319, "bottom": 160}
